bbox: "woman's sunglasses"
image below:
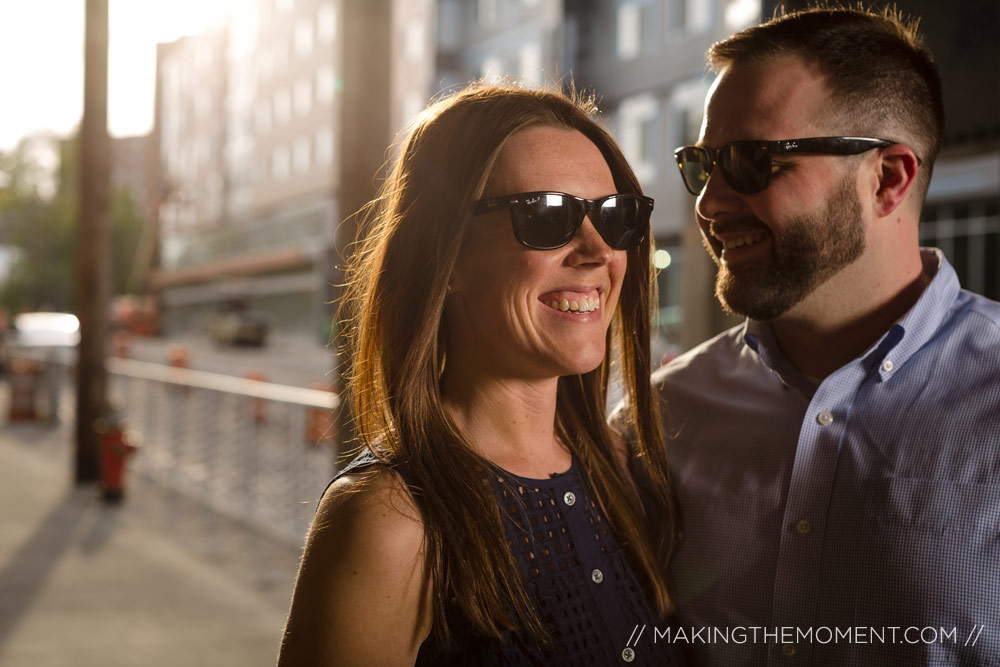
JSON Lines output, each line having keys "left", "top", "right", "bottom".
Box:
{"left": 473, "top": 191, "right": 652, "bottom": 251}
{"left": 673, "top": 136, "right": 917, "bottom": 196}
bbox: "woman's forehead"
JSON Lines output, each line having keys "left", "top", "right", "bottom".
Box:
{"left": 488, "top": 126, "right": 615, "bottom": 198}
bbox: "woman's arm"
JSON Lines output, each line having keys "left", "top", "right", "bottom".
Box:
{"left": 277, "top": 470, "right": 431, "bottom": 666}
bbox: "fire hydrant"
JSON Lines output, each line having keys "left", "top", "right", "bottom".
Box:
{"left": 95, "top": 413, "right": 139, "bottom": 503}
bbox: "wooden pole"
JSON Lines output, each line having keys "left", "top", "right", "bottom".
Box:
{"left": 75, "top": 0, "right": 110, "bottom": 483}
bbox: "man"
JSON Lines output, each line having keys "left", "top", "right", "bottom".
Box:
{"left": 659, "top": 7, "right": 1000, "bottom": 666}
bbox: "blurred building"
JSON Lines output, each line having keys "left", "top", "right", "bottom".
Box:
{"left": 147, "top": 0, "right": 997, "bottom": 347}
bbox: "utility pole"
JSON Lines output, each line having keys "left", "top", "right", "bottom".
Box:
{"left": 329, "top": 0, "right": 393, "bottom": 466}
{"left": 75, "top": 0, "right": 110, "bottom": 483}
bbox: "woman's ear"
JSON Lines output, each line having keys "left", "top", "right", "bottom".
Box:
{"left": 873, "top": 144, "right": 921, "bottom": 218}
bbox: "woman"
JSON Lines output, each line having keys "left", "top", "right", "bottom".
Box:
{"left": 278, "top": 83, "right": 682, "bottom": 666}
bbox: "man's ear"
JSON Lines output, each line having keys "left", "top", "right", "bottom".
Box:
{"left": 873, "top": 144, "right": 921, "bottom": 218}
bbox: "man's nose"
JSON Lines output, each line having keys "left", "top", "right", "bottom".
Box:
{"left": 695, "top": 166, "right": 745, "bottom": 223}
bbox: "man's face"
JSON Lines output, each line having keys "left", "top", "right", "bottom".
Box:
{"left": 694, "top": 55, "right": 868, "bottom": 320}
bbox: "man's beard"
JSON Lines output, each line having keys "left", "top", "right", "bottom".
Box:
{"left": 707, "top": 175, "right": 865, "bottom": 320}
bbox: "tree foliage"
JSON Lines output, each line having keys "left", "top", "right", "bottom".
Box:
{"left": 0, "top": 134, "right": 146, "bottom": 314}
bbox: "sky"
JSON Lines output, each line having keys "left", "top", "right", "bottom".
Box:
{"left": 0, "top": 0, "right": 234, "bottom": 152}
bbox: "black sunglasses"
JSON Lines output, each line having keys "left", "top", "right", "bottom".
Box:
{"left": 472, "top": 191, "right": 652, "bottom": 250}
{"left": 674, "top": 136, "right": 919, "bottom": 196}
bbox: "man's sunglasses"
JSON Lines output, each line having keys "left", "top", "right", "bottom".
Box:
{"left": 473, "top": 191, "right": 652, "bottom": 250}
{"left": 673, "top": 136, "right": 918, "bottom": 196}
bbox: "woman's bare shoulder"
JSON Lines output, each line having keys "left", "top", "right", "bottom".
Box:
{"left": 278, "top": 467, "right": 430, "bottom": 666}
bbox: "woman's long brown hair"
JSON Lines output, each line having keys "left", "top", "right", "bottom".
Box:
{"left": 340, "top": 82, "right": 677, "bottom": 645}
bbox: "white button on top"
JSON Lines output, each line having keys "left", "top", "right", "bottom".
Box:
{"left": 563, "top": 491, "right": 576, "bottom": 506}
{"left": 591, "top": 568, "right": 604, "bottom": 584}
{"left": 817, "top": 411, "right": 834, "bottom": 426}
{"left": 882, "top": 359, "right": 894, "bottom": 372}
{"left": 622, "top": 647, "right": 636, "bottom": 662}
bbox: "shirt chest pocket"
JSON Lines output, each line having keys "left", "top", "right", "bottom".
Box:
{"left": 866, "top": 476, "right": 1000, "bottom": 535}
{"left": 854, "top": 477, "right": 1000, "bottom": 663}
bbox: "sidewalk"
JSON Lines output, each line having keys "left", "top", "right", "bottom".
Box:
{"left": 0, "top": 421, "right": 304, "bottom": 667}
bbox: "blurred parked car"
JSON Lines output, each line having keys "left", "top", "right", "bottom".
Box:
{"left": 11, "top": 312, "right": 80, "bottom": 349}
{"left": 208, "top": 299, "right": 269, "bottom": 347}
{"left": 4, "top": 311, "right": 80, "bottom": 368}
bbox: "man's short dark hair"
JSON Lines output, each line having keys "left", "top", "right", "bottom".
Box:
{"left": 708, "top": 5, "right": 944, "bottom": 205}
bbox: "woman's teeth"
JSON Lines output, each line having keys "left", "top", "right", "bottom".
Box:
{"left": 722, "top": 232, "right": 767, "bottom": 250}
{"left": 548, "top": 296, "right": 599, "bottom": 314}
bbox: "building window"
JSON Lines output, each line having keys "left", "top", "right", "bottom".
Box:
{"left": 617, "top": 93, "right": 660, "bottom": 185}
{"left": 318, "top": 3, "right": 337, "bottom": 43}
{"left": 272, "top": 144, "right": 290, "bottom": 181}
{"left": 401, "top": 91, "right": 424, "bottom": 129}
{"left": 274, "top": 89, "right": 292, "bottom": 125}
{"left": 477, "top": 0, "right": 497, "bottom": 26}
{"left": 294, "top": 79, "right": 312, "bottom": 116}
{"left": 518, "top": 41, "right": 542, "bottom": 86}
{"left": 404, "top": 20, "right": 425, "bottom": 61}
{"left": 616, "top": 2, "right": 642, "bottom": 60}
{"left": 257, "top": 46, "right": 273, "bottom": 81}
{"left": 255, "top": 100, "right": 272, "bottom": 133}
{"left": 293, "top": 137, "right": 311, "bottom": 174}
{"left": 316, "top": 65, "right": 336, "bottom": 103}
{"left": 196, "top": 94, "right": 212, "bottom": 118}
{"left": 684, "top": 0, "right": 712, "bottom": 32}
{"left": 670, "top": 78, "right": 710, "bottom": 147}
{"left": 274, "top": 40, "right": 289, "bottom": 71}
{"left": 315, "top": 127, "right": 333, "bottom": 167}
{"left": 294, "top": 18, "right": 314, "bottom": 56}
{"left": 480, "top": 55, "right": 503, "bottom": 83}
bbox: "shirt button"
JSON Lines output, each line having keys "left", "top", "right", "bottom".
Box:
{"left": 622, "top": 647, "right": 636, "bottom": 662}
{"left": 563, "top": 491, "right": 576, "bottom": 506}
{"left": 796, "top": 518, "right": 812, "bottom": 535}
{"left": 782, "top": 643, "right": 796, "bottom": 657}
{"left": 817, "top": 411, "right": 834, "bottom": 426}
{"left": 882, "top": 359, "right": 894, "bottom": 372}
{"left": 591, "top": 568, "right": 604, "bottom": 584}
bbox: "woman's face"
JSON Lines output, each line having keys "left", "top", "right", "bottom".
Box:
{"left": 445, "top": 125, "right": 628, "bottom": 382}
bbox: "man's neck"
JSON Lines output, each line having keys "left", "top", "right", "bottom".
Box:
{"left": 769, "top": 252, "right": 931, "bottom": 379}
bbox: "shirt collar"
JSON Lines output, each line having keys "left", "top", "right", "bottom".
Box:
{"left": 743, "top": 248, "right": 958, "bottom": 386}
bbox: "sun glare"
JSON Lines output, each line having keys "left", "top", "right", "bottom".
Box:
{"left": 0, "top": 0, "right": 236, "bottom": 151}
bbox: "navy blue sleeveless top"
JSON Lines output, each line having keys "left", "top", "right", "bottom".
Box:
{"left": 333, "top": 450, "right": 686, "bottom": 666}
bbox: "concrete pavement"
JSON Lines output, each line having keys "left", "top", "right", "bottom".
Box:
{"left": 0, "top": 420, "right": 305, "bottom": 667}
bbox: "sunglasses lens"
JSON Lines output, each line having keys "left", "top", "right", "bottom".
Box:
{"left": 595, "top": 196, "right": 649, "bottom": 249}
{"left": 510, "top": 193, "right": 582, "bottom": 250}
{"left": 675, "top": 148, "right": 712, "bottom": 195}
{"left": 720, "top": 143, "right": 771, "bottom": 194}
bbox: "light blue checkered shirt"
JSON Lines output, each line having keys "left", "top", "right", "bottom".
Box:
{"left": 654, "top": 249, "right": 1000, "bottom": 666}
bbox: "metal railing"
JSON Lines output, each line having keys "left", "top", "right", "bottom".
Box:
{"left": 17, "top": 354, "right": 341, "bottom": 545}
